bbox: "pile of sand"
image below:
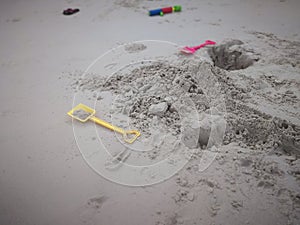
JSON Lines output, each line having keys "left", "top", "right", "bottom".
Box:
{"left": 73, "top": 44, "right": 300, "bottom": 153}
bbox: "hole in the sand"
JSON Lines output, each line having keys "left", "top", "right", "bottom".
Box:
{"left": 208, "top": 40, "right": 257, "bottom": 71}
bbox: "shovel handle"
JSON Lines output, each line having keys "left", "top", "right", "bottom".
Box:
{"left": 194, "top": 40, "right": 216, "bottom": 50}
{"left": 90, "top": 116, "right": 124, "bottom": 134}
{"left": 90, "top": 116, "right": 140, "bottom": 143}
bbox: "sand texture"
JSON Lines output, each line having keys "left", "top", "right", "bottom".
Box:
{"left": 1, "top": 0, "right": 300, "bottom": 225}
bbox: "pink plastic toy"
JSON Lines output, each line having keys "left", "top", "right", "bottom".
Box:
{"left": 180, "top": 40, "right": 216, "bottom": 54}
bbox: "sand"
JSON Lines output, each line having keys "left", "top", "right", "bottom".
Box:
{"left": 72, "top": 109, "right": 92, "bottom": 121}
{"left": 1, "top": 0, "right": 300, "bottom": 225}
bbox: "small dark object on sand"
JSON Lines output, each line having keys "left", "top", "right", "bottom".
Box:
{"left": 63, "top": 8, "right": 80, "bottom": 16}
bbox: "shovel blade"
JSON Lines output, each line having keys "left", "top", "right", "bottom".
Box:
{"left": 67, "top": 103, "right": 96, "bottom": 122}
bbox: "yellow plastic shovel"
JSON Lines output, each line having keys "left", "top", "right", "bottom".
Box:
{"left": 67, "top": 103, "right": 140, "bottom": 144}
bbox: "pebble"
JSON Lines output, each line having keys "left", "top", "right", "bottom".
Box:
{"left": 148, "top": 102, "right": 168, "bottom": 116}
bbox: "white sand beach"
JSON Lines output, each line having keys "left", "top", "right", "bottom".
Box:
{"left": 1, "top": 0, "right": 300, "bottom": 225}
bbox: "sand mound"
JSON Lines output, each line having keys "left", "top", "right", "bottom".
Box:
{"left": 74, "top": 59, "right": 300, "bottom": 153}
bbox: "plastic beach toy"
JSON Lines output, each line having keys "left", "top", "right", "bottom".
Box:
{"left": 149, "top": 5, "right": 181, "bottom": 16}
{"left": 67, "top": 103, "right": 140, "bottom": 144}
{"left": 180, "top": 40, "right": 216, "bottom": 54}
{"left": 63, "top": 8, "right": 80, "bottom": 15}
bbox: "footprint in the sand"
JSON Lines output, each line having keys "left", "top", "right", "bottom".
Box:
{"left": 6, "top": 17, "right": 21, "bottom": 23}
{"left": 76, "top": 196, "right": 109, "bottom": 225}
{"left": 124, "top": 43, "right": 147, "bottom": 53}
{"left": 87, "top": 196, "right": 109, "bottom": 210}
